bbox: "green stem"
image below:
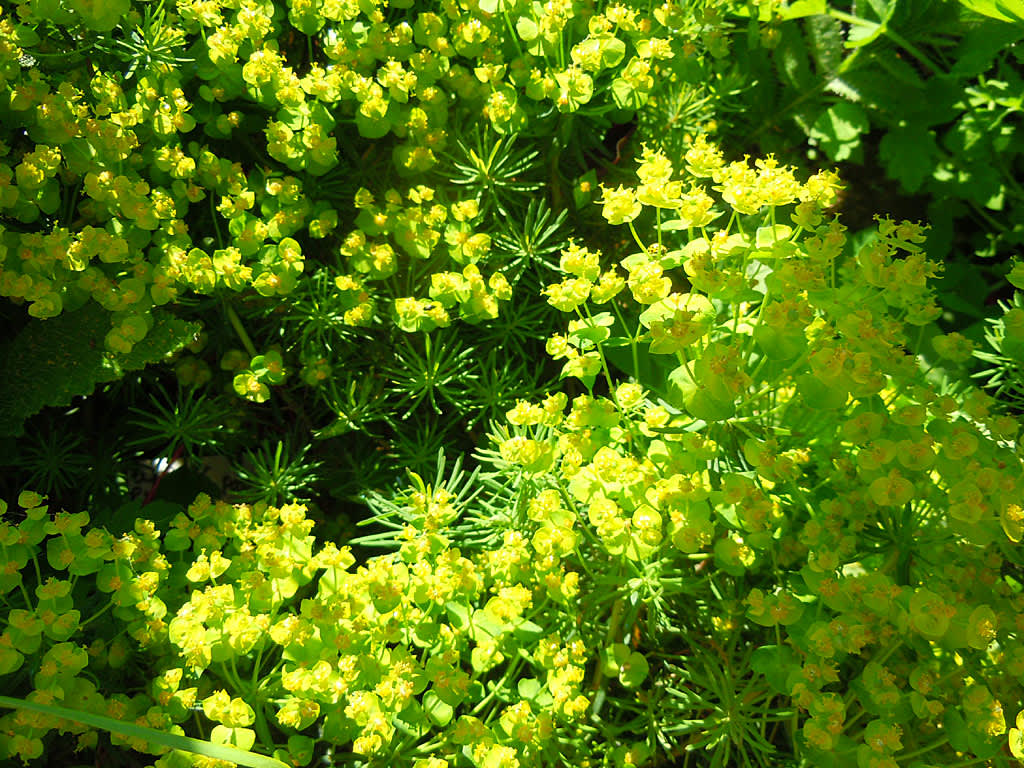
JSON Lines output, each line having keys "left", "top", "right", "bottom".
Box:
{"left": 579, "top": 304, "right": 619, "bottom": 401}
{"left": 469, "top": 658, "right": 523, "bottom": 716}
{"left": 209, "top": 193, "right": 225, "bottom": 249}
{"left": 251, "top": 646, "right": 266, "bottom": 691}
{"left": 30, "top": 554, "right": 43, "bottom": 598}
{"left": 610, "top": 299, "right": 641, "bottom": 383}
{"left": 898, "top": 735, "right": 948, "bottom": 761}
{"left": 79, "top": 597, "right": 116, "bottom": 630}
{"left": 826, "top": 9, "right": 942, "bottom": 76}
{"left": 225, "top": 301, "right": 258, "bottom": 359}
{"left": 254, "top": 701, "right": 277, "bottom": 754}
{"left": 945, "top": 756, "right": 996, "bottom": 768}
{"left": 733, "top": 345, "right": 812, "bottom": 412}
{"left": 589, "top": 592, "right": 626, "bottom": 704}
{"left": 503, "top": 11, "right": 524, "bottom": 58}
{"left": 27, "top": 42, "right": 98, "bottom": 59}
{"left": 218, "top": 661, "right": 248, "bottom": 698}
{"left": 0, "top": 695, "right": 288, "bottom": 768}
{"left": 628, "top": 220, "right": 648, "bottom": 253}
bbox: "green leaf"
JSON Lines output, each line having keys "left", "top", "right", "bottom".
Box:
{"left": 619, "top": 651, "right": 649, "bottom": 688}
{"left": 446, "top": 601, "right": 471, "bottom": 631}
{"left": 959, "top": 0, "right": 1024, "bottom": 22}
{"left": 355, "top": 110, "right": 391, "bottom": 139}
{"left": 668, "top": 362, "right": 735, "bottom": 422}
{"left": 810, "top": 102, "right": 869, "bottom": 147}
{"left": 211, "top": 725, "right": 256, "bottom": 751}
{"left": 472, "top": 608, "right": 508, "bottom": 639}
{"left": 967, "top": 729, "right": 1004, "bottom": 759}
{"left": 754, "top": 323, "right": 807, "bottom": 361}
{"left": 805, "top": 15, "right": 843, "bottom": 77}
{"left": 951, "top": 21, "right": 1024, "bottom": 77}
{"left": 879, "top": 123, "right": 939, "bottom": 194}
{"left": 755, "top": 225, "right": 794, "bottom": 249}
{"left": 843, "top": 0, "right": 896, "bottom": 48}
{"left": 602, "top": 644, "right": 649, "bottom": 687}
{"left": 600, "top": 36, "right": 627, "bottom": 69}
{"left": 422, "top": 691, "right": 454, "bottom": 726}
{"left": 516, "top": 15, "right": 538, "bottom": 41}
{"left": 875, "top": 49, "right": 926, "bottom": 89}
{"left": 943, "top": 707, "right": 971, "bottom": 752}
{"left": 0, "top": 304, "right": 198, "bottom": 437}
{"left": 1010, "top": 724, "right": 1024, "bottom": 759}
{"left": 779, "top": 0, "right": 827, "bottom": 19}
{"left": 795, "top": 373, "right": 847, "bottom": 410}
{"left": 639, "top": 294, "right": 714, "bottom": 330}
{"left": 72, "top": 0, "right": 131, "bottom": 31}
{"left": 569, "top": 312, "right": 615, "bottom": 345}
{"left": 518, "top": 678, "right": 542, "bottom": 701}
{"left": 513, "top": 619, "right": 545, "bottom": 642}
{"left": 751, "top": 645, "right": 799, "bottom": 694}
{"left": 610, "top": 77, "right": 643, "bottom": 110}
{"left": 775, "top": 24, "right": 816, "bottom": 92}
{"left": 996, "top": 0, "right": 1024, "bottom": 21}
{"left": 0, "top": 696, "right": 288, "bottom": 768}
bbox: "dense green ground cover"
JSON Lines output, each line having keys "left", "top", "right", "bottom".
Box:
{"left": 1, "top": 0, "right": 1024, "bottom": 766}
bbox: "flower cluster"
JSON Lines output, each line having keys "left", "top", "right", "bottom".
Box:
{"left": 340, "top": 185, "right": 512, "bottom": 333}
{"left": 0, "top": 0, "right": 704, "bottom": 355}
{"left": 492, "top": 135, "right": 1024, "bottom": 765}
{"left": 0, "top": 483, "right": 600, "bottom": 767}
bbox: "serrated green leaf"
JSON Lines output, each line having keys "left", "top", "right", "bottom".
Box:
{"left": 805, "top": 15, "right": 844, "bottom": 76}
{"left": 815, "top": 102, "right": 869, "bottom": 142}
{"left": 843, "top": 0, "right": 896, "bottom": 48}
{"left": 879, "top": 123, "right": 939, "bottom": 193}
{"left": 825, "top": 76, "right": 864, "bottom": 103}
{"left": 775, "top": 24, "right": 816, "bottom": 92}
{"left": 809, "top": 102, "right": 869, "bottom": 162}
{"left": 874, "top": 49, "right": 926, "bottom": 88}
{"left": 0, "top": 305, "right": 198, "bottom": 436}
{"left": 951, "top": 21, "right": 1024, "bottom": 77}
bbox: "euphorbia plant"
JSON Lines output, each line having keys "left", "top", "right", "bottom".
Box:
{"left": 5, "top": 135, "right": 1024, "bottom": 768}
{"left": 483, "top": 134, "right": 1024, "bottom": 766}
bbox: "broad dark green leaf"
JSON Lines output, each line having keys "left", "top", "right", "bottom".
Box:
{"left": 0, "top": 304, "right": 198, "bottom": 436}
{"left": 775, "top": 24, "right": 817, "bottom": 92}
{"left": 879, "top": 122, "right": 939, "bottom": 193}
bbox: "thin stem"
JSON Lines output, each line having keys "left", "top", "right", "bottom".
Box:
{"left": 225, "top": 301, "right": 258, "bottom": 359}
{"left": 79, "top": 597, "right": 116, "bottom": 629}
{"left": 610, "top": 298, "right": 640, "bottom": 382}
{"left": 628, "top": 220, "right": 648, "bottom": 253}
{"left": 209, "top": 193, "right": 224, "bottom": 249}
{"left": 589, "top": 594, "right": 626, "bottom": 707}
{"left": 898, "top": 736, "right": 948, "bottom": 761}
{"left": 827, "top": 9, "right": 942, "bottom": 76}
